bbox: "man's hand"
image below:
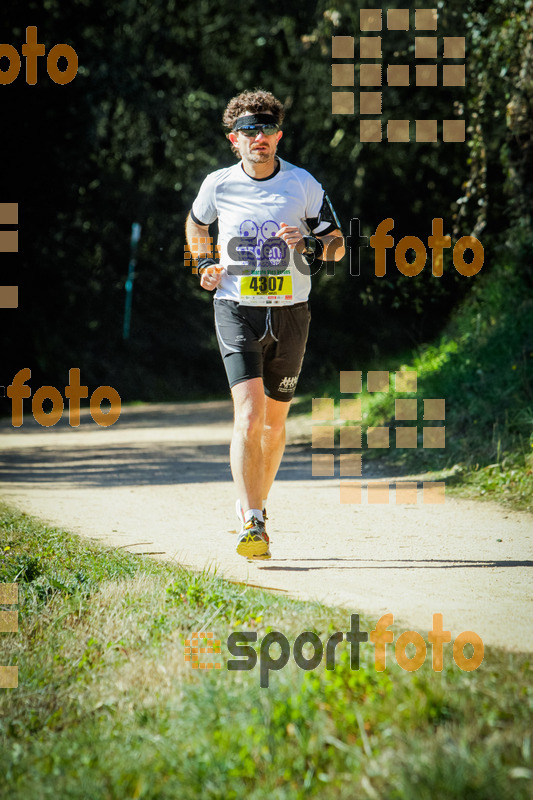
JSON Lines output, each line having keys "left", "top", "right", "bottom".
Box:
{"left": 274, "top": 222, "right": 305, "bottom": 250}
{"left": 200, "top": 265, "right": 224, "bottom": 291}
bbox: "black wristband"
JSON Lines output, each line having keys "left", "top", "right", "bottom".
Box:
{"left": 300, "top": 235, "right": 324, "bottom": 264}
{"left": 197, "top": 257, "right": 218, "bottom": 275}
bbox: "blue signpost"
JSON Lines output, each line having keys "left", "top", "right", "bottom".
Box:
{"left": 123, "top": 222, "right": 142, "bottom": 340}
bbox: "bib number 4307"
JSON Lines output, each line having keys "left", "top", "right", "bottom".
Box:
{"left": 249, "top": 276, "right": 285, "bottom": 293}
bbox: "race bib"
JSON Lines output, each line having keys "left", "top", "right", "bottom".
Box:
{"left": 239, "top": 272, "right": 293, "bottom": 306}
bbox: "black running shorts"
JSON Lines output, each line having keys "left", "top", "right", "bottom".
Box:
{"left": 213, "top": 299, "right": 311, "bottom": 402}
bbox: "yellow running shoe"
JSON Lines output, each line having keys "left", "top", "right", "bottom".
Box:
{"left": 236, "top": 516, "right": 270, "bottom": 559}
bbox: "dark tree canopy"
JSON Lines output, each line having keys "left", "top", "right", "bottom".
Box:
{"left": 1, "top": 0, "right": 530, "bottom": 399}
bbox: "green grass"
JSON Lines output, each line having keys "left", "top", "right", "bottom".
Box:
{"left": 1, "top": 504, "right": 532, "bottom": 799}
{"left": 293, "top": 252, "right": 533, "bottom": 512}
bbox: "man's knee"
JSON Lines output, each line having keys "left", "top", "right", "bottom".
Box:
{"left": 234, "top": 408, "right": 264, "bottom": 439}
{"left": 263, "top": 417, "right": 286, "bottom": 439}
{"left": 232, "top": 379, "right": 265, "bottom": 438}
{"left": 264, "top": 396, "right": 291, "bottom": 432}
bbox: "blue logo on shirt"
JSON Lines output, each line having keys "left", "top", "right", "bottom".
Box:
{"left": 237, "top": 219, "right": 289, "bottom": 270}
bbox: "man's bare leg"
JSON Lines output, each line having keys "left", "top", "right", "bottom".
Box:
{"left": 230, "top": 378, "right": 266, "bottom": 513}
{"left": 262, "top": 395, "right": 292, "bottom": 503}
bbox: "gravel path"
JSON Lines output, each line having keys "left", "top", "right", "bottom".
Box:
{"left": 1, "top": 401, "right": 532, "bottom": 652}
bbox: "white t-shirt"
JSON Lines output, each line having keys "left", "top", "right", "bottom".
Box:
{"left": 191, "top": 157, "right": 337, "bottom": 305}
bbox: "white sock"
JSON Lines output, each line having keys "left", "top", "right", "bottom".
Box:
{"left": 245, "top": 508, "right": 264, "bottom": 524}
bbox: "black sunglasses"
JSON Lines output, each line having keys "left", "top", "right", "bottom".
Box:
{"left": 236, "top": 124, "right": 280, "bottom": 137}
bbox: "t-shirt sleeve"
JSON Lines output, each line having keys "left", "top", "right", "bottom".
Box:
{"left": 303, "top": 174, "right": 342, "bottom": 237}
{"left": 191, "top": 172, "right": 218, "bottom": 226}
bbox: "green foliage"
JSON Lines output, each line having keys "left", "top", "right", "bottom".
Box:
{"left": 460, "top": 0, "right": 533, "bottom": 239}
{"left": 4, "top": 0, "right": 530, "bottom": 398}
{"left": 296, "top": 238, "right": 533, "bottom": 509}
{"left": 0, "top": 503, "right": 147, "bottom": 613}
{"left": 382, "top": 257, "right": 532, "bottom": 508}
{"left": 1, "top": 505, "right": 532, "bottom": 797}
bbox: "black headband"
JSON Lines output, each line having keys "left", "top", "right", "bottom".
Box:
{"left": 232, "top": 113, "right": 278, "bottom": 131}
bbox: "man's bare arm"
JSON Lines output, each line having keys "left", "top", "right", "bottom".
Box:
{"left": 316, "top": 228, "right": 345, "bottom": 261}
{"left": 185, "top": 212, "right": 223, "bottom": 291}
{"left": 185, "top": 212, "right": 211, "bottom": 256}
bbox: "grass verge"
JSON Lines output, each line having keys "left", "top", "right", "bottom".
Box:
{"left": 293, "top": 253, "right": 533, "bottom": 512}
{"left": 0, "top": 504, "right": 532, "bottom": 799}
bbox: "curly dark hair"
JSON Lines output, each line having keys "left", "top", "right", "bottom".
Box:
{"left": 222, "top": 89, "right": 285, "bottom": 130}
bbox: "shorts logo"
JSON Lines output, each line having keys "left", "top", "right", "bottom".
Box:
{"left": 278, "top": 376, "right": 298, "bottom": 392}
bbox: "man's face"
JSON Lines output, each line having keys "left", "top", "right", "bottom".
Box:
{"left": 228, "top": 112, "right": 283, "bottom": 163}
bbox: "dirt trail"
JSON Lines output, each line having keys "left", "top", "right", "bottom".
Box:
{"left": 1, "top": 401, "right": 532, "bottom": 652}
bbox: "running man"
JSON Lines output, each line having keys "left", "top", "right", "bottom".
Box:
{"left": 186, "top": 89, "right": 344, "bottom": 560}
